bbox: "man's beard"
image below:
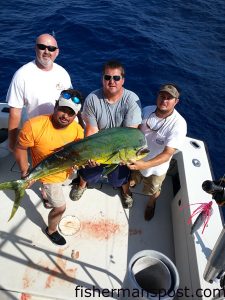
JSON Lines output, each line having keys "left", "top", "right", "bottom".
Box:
{"left": 36, "top": 56, "right": 53, "bottom": 68}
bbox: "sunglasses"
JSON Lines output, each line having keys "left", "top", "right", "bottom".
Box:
{"left": 103, "top": 75, "right": 122, "bottom": 81}
{"left": 36, "top": 43, "right": 58, "bottom": 52}
{"left": 61, "top": 91, "right": 81, "bottom": 104}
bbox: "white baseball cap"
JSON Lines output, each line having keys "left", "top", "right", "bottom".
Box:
{"left": 58, "top": 91, "right": 82, "bottom": 114}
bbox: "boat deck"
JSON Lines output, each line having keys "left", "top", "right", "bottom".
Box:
{"left": 0, "top": 153, "right": 175, "bottom": 300}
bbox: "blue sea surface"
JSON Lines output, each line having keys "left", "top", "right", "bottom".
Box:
{"left": 0, "top": 0, "right": 224, "bottom": 179}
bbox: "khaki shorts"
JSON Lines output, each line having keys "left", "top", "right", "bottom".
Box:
{"left": 42, "top": 183, "right": 66, "bottom": 208}
{"left": 130, "top": 171, "right": 166, "bottom": 196}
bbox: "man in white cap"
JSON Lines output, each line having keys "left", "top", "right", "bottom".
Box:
{"left": 14, "top": 89, "right": 84, "bottom": 246}
{"left": 128, "top": 83, "right": 187, "bottom": 221}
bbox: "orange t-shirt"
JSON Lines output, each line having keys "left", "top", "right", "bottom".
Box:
{"left": 18, "top": 115, "right": 84, "bottom": 183}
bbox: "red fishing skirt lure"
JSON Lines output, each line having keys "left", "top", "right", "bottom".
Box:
{"left": 181, "top": 201, "right": 213, "bottom": 234}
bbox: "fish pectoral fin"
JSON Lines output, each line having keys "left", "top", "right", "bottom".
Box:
{"left": 104, "top": 150, "right": 119, "bottom": 163}
{"left": 102, "top": 165, "right": 118, "bottom": 176}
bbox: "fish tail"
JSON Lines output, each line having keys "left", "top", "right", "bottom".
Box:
{"left": 0, "top": 179, "right": 28, "bottom": 221}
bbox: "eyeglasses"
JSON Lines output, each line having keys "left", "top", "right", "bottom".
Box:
{"left": 36, "top": 44, "right": 58, "bottom": 52}
{"left": 103, "top": 75, "right": 122, "bottom": 81}
{"left": 61, "top": 91, "right": 81, "bottom": 104}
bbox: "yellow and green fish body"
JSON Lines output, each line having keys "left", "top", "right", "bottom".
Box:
{"left": 0, "top": 127, "right": 149, "bottom": 220}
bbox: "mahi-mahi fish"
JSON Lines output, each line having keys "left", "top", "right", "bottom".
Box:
{"left": 0, "top": 127, "right": 149, "bottom": 220}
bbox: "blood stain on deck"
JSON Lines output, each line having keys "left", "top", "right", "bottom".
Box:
{"left": 71, "top": 250, "right": 80, "bottom": 260}
{"left": 22, "top": 274, "right": 30, "bottom": 289}
{"left": 45, "top": 248, "right": 77, "bottom": 289}
{"left": 22, "top": 261, "right": 36, "bottom": 289}
{"left": 81, "top": 219, "right": 121, "bottom": 240}
{"left": 20, "top": 293, "right": 31, "bottom": 300}
{"left": 129, "top": 228, "right": 142, "bottom": 235}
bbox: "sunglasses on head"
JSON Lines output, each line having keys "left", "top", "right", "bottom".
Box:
{"left": 61, "top": 91, "right": 81, "bottom": 104}
{"left": 36, "top": 44, "right": 58, "bottom": 52}
{"left": 103, "top": 75, "right": 122, "bottom": 81}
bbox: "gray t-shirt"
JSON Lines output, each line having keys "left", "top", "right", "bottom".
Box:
{"left": 82, "top": 88, "right": 142, "bottom": 129}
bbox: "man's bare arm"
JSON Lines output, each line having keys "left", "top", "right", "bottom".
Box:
{"left": 8, "top": 107, "right": 22, "bottom": 152}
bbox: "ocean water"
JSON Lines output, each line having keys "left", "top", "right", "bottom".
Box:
{"left": 0, "top": 0, "right": 224, "bottom": 179}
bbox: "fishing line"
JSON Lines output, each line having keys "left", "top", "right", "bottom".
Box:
{"left": 219, "top": 173, "right": 225, "bottom": 186}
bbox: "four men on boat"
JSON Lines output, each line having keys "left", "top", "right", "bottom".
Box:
{"left": 6, "top": 33, "right": 187, "bottom": 244}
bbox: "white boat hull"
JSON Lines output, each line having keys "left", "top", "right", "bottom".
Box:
{"left": 0, "top": 113, "right": 224, "bottom": 299}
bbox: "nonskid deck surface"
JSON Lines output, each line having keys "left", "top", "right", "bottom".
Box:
{"left": 0, "top": 154, "right": 174, "bottom": 299}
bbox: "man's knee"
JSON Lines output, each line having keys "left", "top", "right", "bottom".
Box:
{"left": 43, "top": 183, "right": 66, "bottom": 207}
{"left": 143, "top": 174, "right": 166, "bottom": 195}
{"left": 51, "top": 204, "right": 66, "bottom": 214}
